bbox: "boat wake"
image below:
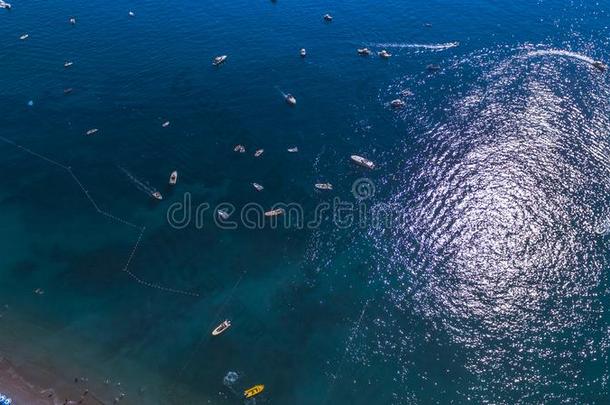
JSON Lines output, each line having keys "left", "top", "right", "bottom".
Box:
{"left": 524, "top": 49, "right": 595, "bottom": 64}
{"left": 274, "top": 86, "right": 289, "bottom": 99}
{"left": 367, "top": 42, "right": 459, "bottom": 51}
{"left": 118, "top": 166, "right": 158, "bottom": 197}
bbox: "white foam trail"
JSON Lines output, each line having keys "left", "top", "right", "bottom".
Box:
{"left": 274, "top": 86, "right": 288, "bottom": 98}
{"left": 118, "top": 166, "right": 157, "bottom": 196}
{"left": 367, "top": 42, "right": 459, "bottom": 51}
{"left": 525, "top": 49, "right": 595, "bottom": 64}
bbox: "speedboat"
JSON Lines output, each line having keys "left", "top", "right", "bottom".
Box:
{"left": 151, "top": 191, "right": 163, "bottom": 200}
{"left": 64, "top": 61, "right": 73, "bottom": 68}
{"left": 285, "top": 94, "right": 297, "bottom": 106}
{"left": 357, "top": 48, "right": 371, "bottom": 56}
{"left": 391, "top": 99, "right": 405, "bottom": 108}
{"left": 234, "top": 144, "right": 246, "bottom": 153}
{"left": 323, "top": 14, "right": 333, "bottom": 22}
{"left": 254, "top": 149, "right": 264, "bottom": 157}
{"left": 351, "top": 155, "right": 375, "bottom": 169}
{"left": 128, "top": 11, "right": 135, "bottom": 17}
{"left": 592, "top": 61, "right": 607, "bottom": 72}
{"left": 213, "top": 55, "right": 227, "bottom": 66}
{"left": 212, "top": 320, "right": 231, "bottom": 336}
{"left": 287, "top": 147, "right": 298, "bottom": 153}
{"left": 63, "top": 88, "right": 73, "bottom": 95}
{"left": 265, "top": 208, "right": 285, "bottom": 217}
{"left": 315, "top": 183, "right": 333, "bottom": 190}
{"left": 300, "top": 48, "right": 307, "bottom": 57}
{"left": 0, "top": 1, "right": 12, "bottom": 9}
{"left": 426, "top": 64, "right": 441, "bottom": 72}
{"left": 169, "top": 171, "right": 178, "bottom": 185}
{"left": 253, "top": 182, "right": 264, "bottom": 191}
{"left": 244, "top": 385, "right": 265, "bottom": 399}
{"left": 378, "top": 50, "right": 392, "bottom": 59}
{"left": 20, "top": 34, "right": 29, "bottom": 40}
{"left": 85, "top": 128, "right": 99, "bottom": 136}
{"left": 217, "top": 209, "right": 230, "bottom": 220}
{"left": 69, "top": 17, "right": 76, "bottom": 24}
{"left": 162, "top": 121, "right": 170, "bottom": 128}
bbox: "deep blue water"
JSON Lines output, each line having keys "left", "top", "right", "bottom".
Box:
{"left": 1, "top": 0, "right": 610, "bottom": 403}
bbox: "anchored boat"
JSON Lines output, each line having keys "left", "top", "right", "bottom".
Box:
{"left": 244, "top": 385, "right": 265, "bottom": 399}
{"left": 213, "top": 55, "right": 227, "bottom": 66}
{"left": 212, "top": 320, "right": 231, "bottom": 336}
{"left": 315, "top": 183, "right": 333, "bottom": 190}
{"left": 169, "top": 171, "right": 178, "bottom": 185}
{"left": 285, "top": 94, "right": 297, "bottom": 106}
{"left": 264, "top": 208, "right": 285, "bottom": 217}
{"left": 350, "top": 155, "right": 375, "bottom": 169}
{"left": 151, "top": 191, "right": 163, "bottom": 200}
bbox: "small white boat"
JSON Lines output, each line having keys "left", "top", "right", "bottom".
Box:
{"left": 253, "top": 183, "right": 264, "bottom": 191}
{"left": 378, "top": 50, "right": 392, "bottom": 59}
{"left": 151, "top": 191, "right": 163, "bottom": 200}
{"left": 300, "top": 48, "right": 307, "bottom": 57}
{"left": 315, "top": 183, "right": 333, "bottom": 190}
{"left": 217, "top": 209, "right": 230, "bottom": 220}
{"left": 592, "top": 61, "right": 607, "bottom": 72}
{"left": 85, "top": 128, "right": 99, "bottom": 136}
{"left": 128, "top": 11, "right": 135, "bottom": 17}
{"left": 212, "top": 320, "right": 231, "bottom": 336}
{"left": 264, "top": 208, "right": 285, "bottom": 217}
{"left": 285, "top": 94, "right": 297, "bottom": 106}
{"left": 33, "top": 288, "right": 44, "bottom": 295}
{"left": 234, "top": 144, "right": 246, "bottom": 153}
{"left": 391, "top": 99, "right": 405, "bottom": 108}
{"left": 69, "top": 17, "right": 76, "bottom": 25}
{"left": 20, "top": 34, "right": 29, "bottom": 40}
{"left": 64, "top": 61, "right": 73, "bottom": 68}
{"left": 169, "top": 171, "right": 178, "bottom": 185}
{"left": 162, "top": 121, "right": 170, "bottom": 128}
{"left": 323, "top": 14, "right": 333, "bottom": 21}
{"left": 213, "top": 55, "right": 227, "bottom": 66}
{"left": 0, "top": 1, "right": 12, "bottom": 9}
{"left": 287, "top": 147, "right": 298, "bottom": 153}
{"left": 357, "top": 48, "right": 371, "bottom": 56}
{"left": 63, "top": 88, "right": 73, "bottom": 95}
{"left": 254, "top": 149, "right": 264, "bottom": 157}
{"left": 351, "top": 155, "right": 375, "bottom": 169}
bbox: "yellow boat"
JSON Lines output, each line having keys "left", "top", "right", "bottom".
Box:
{"left": 244, "top": 384, "right": 264, "bottom": 399}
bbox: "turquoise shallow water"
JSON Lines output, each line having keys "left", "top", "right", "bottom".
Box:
{"left": 1, "top": 0, "right": 610, "bottom": 403}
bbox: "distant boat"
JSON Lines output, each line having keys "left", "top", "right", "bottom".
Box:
{"left": 323, "top": 14, "right": 333, "bottom": 21}
{"left": 234, "top": 144, "right": 246, "bottom": 153}
{"left": 128, "top": 11, "right": 135, "bottom": 17}
{"left": 151, "top": 191, "right": 163, "bottom": 200}
{"left": 64, "top": 61, "right": 73, "bottom": 68}
{"left": 19, "top": 34, "right": 29, "bottom": 40}
{"left": 162, "top": 121, "right": 170, "bottom": 127}
{"left": 391, "top": 99, "right": 405, "bottom": 108}
{"left": 287, "top": 147, "right": 298, "bottom": 153}
{"left": 254, "top": 149, "right": 264, "bottom": 157}
{"left": 169, "top": 171, "right": 178, "bottom": 185}
{"left": 213, "top": 55, "right": 227, "bottom": 66}
{"left": 378, "top": 50, "right": 392, "bottom": 59}
{"left": 426, "top": 64, "right": 441, "bottom": 72}
{"left": 350, "top": 155, "right": 375, "bottom": 169}
{"left": 357, "top": 48, "right": 371, "bottom": 56}
{"left": 285, "top": 94, "right": 297, "bottom": 106}
{"left": 0, "top": 1, "right": 12, "bottom": 9}
{"left": 217, "top": 209, "right": 230, "bottom": 220}
{"left": 315, "top": 183, "right": 333, "bottom": 190}
{"left": 69, "top": 17, "right": 76, "bottom": 25}
{"left": 264, "top": 208, "right": 285, "bottom": 217}
{"left": 300, "top": 48, "right": 307, "bottom": 57}
{"left": 63, "top": 88, "right": 73, "bottom": 95}
{"left": 253, "top": 183, "right": 264, "bottom": 191}
{"left": 592, "top": 61, "right": 607, "bottom": 72}
{"left": 85, "top": 128, "right": 99, "bottom": 136}
{"left": 244, "top": 385, "right": 265, "bottom": 399}
{"left": 212, "top": 320, "right": 231, "bottom": 336}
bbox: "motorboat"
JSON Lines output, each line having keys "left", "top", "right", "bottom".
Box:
{"left": 244, "top": 385, "right": 265, "bottom": 399}
{"left": 357, "top": 48, "right": 371, "bottom": 56}
{"left": 391, "top": 99, "right": 405, "bottom": 108}
{"left": 378, "top": 50, "right": 392, "bottom": 59}
{"left": 69, "top": 17, "right": 76, "bottom": 24}
{"left": 253, "top": 183, "right": 264, "bottom": 191}
{"left": 169, "top": 171, "right": 178, "bottom": 185}
{"left": 285, "top": 94, "right": 297, "bottom": 106}
{"left": 64, "top": 61, "right": 73, "bottom": 68}
{"left": 63, "top": 88, "right": 73, "bottom": 95}
{"left": 85, "top": 128, "right": 99, "bottom": 136}
{"left": 217, "top": 209, "right": 230, "bottom": 220}
{"left": 592, "top": 61, "right": 607, "bottom": 72}
{"left": 162, "top": 121, "right": 170, "bottom": 128}
{"left": 0, "top": 1, "right": 12, "bottom": 9}
{"left": 234, "top": 144, "right": 246, "bottom": 153}
{"left": 213, "top": 55, "right": 227, "bottom": 66}
{"left": 315, "top": 183, "right": 333, "bottom": 190}
{"left": 254, "top": 149, "right": 264, "bottom": 157}
{"left": 151, "top": 191, "right": 163, "bottom": 200}
{"left": 20, "top": 34, "right": 29, "bottom": 40}
{"left": 426, "top": 64, "right": 441, "bottom": 72}
{"left": 323, "top": 14, "right": 333, "bottom": 21}
{"left": 212, "top": 320, "right": 231, "bottom": 336}
{"left": 287, "top": 147, "right": 298, "bottom": 153}
{"left": 264, "top": 208, "right": 285, "bottom": 217}
{"left": 350, "top": 155, "right": 375, "bottom": 169}
{"left": 300, "top": 48, "right": 307, "bottom": 57}
{"left": 128, "top": 11, "right": 135, "bottom": 17}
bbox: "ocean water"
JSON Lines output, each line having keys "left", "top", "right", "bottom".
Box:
{"left": 1, "top": 0, "right": 610, "bottom": 403}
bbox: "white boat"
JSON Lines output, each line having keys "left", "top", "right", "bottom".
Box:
{"left": 169, "top": 171, "right": 178, "bottom": 185}
{"left": 64, "top": 61, "right": 73, "bottom": 68}
{"left": 300, "top": 48, "right": 307, "bottom": 57}
{"left": 285, "top": 94, "right": 297, "bottom": 106}
{"left": 151, "top": 191, "right": 163, "bottom": 200}
{"left": 20, "top": 34, "right": 29, "bottom": 40}
{"left": 85, "top": 128, "right": 99, "bottom": 136}
{"left": 252, "top": 183, "right": 264, "bottom": 191}
{"left": 234, "top": 144, "right": 246, "bottom": 153}
{"left": 357, "top": 48, "right": 371, "bottom": 56}
{"left": 254, "top": 149, "right": 264, "bottom": 157}
{"left": 592, "top": 61, "right": 607, "bottom": 72}
{"left": 323, "top": 14, "right": 333, "bottom": 21}
{"left": 350, "top": 155, "right": 375, "bottom": 169}
{"left": 264, "top": 208, "right": 285, "bottom": 217}
{"left": 391, "top": 99, "right": 405, "bottom": 108}
{"left": 162, "top": 121, "right": 170, "bottom": 128}
{"left": 315, "top": 183, "right": 333, "bottom": 190}
{"left": 63, "top": 88, "right": 73, "bottom": 95}
{"left": 217, "top": 209, "right": 230, "bottom": 220}
{"left": 212, "top": 320, "right": 231, "bottom": 336}
{"left": 213, "top": 55, "right": 227, "bottom": 66}
{"left": 378, "top": 50, "right": 392, "bottom": 59}
{"left": 69, "top": 17, "right": 76, "bottom": 24}
{"left": 0, "top": 1, "right": 12, "bottom": 9}
{"left": 128, "top": 11, "right": 135, "bottom": 17}
{"left": 287, "top": 147, "right": 298, "bottom": 153}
